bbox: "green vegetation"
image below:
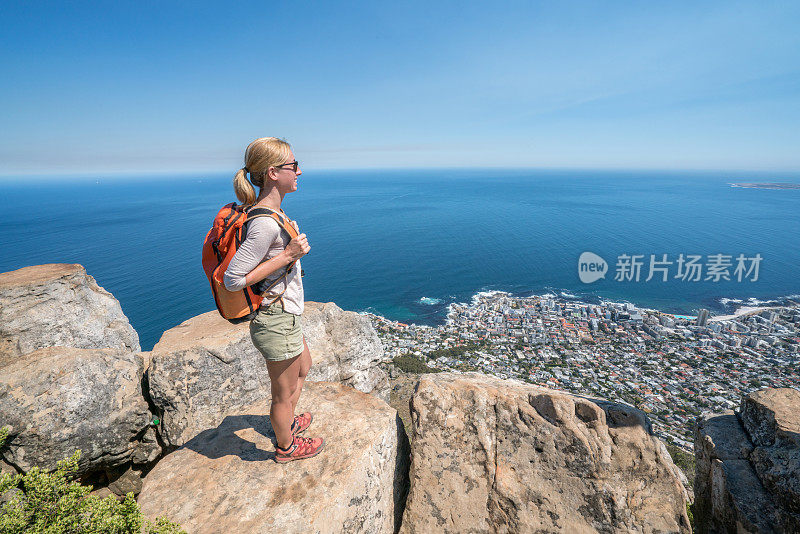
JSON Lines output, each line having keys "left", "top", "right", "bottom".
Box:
{"left": 425, "top": 342, "right": 487, "bottom": 361}
{"left": 391, "top": 355, "right": 441, "bottom": 374}
{"left": 0, "top": 425, "right": 185, "bottom": 533}
{"left": 452, "top": 362, "right": 480, "bottom": 373}
{"left": 666, "top": 443, "right": 695, "bottom": 489}
{"left": 517, "top": 361, "right": 533, "bottom": 374}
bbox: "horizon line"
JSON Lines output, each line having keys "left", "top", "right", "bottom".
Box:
{"left": 2, "top": 164, "right": 800, "bottom": 181}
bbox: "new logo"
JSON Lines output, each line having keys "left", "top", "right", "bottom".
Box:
{"left": 578, "top": 252, "right": 607, "bottom": 283}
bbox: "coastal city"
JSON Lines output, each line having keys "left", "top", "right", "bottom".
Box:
{"left": 368, "top": 292, "right": 800, "bottom": 449}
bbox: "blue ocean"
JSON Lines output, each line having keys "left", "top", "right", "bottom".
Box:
{"left": 2, "top": 169, "right": 799, "bottom": 350}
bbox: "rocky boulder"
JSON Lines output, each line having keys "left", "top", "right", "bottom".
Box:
{"left": 0, "top": 264, "right": 140, "bottom": 362}
{"left": 0, "top": 347, "right": 153, "bottom": 474}
{"left": 138, "top": 381, "right": 409, "bottom": 533}
{"left": 147, "top": 304, "right": 388, "bottom": 448}
{"left": 302, "top": 301, "right": 389, "bottom": 400}
{"left": 740, "top": 388, "right": 800, "bottom": 448}
{"left": 146, "top": 311, "right": 271, "bottom": 450}
{"left": 695, "top": 388, "right": 800, "bottom": 533}
{"left": 400, "top": 372, "right": 690, "bottom": 533}
{"left": 0, "top": 458, "right": 18, "bottom": 477}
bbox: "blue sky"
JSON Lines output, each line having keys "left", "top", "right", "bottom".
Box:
{"left": 1, "top": 1, "right": 799, "bottom": 174}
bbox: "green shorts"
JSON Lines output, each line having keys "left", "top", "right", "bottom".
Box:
{"left": 249, "top": 301, "right": 304, "bottom": 362}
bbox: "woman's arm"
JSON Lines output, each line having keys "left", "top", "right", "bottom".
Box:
{"left": 240, "top": 235, "right": 310, "bottom": 287}
{"left": 223, "top": 217, "right": 310, "bottom": 291}
{"left": 240, "top": 248, "right": 293, "bottom": 287}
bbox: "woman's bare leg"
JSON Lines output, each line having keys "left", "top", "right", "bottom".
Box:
{"left": 290, "top": 337, "right": 312, "bottom": 415}
{"left": 266, "top": 354, "right": 302, "bottom": 450}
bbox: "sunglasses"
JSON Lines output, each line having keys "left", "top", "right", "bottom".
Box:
{"left": 275, "top": 160, "right": 299, "bottom": 173}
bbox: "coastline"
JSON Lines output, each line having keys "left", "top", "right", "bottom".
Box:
{"left": 364, "top": 288, "right": 800, "bottom": 329}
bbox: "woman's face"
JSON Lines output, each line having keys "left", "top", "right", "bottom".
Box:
{"left": 274, "top": 150, "right": 302, "bottom": 194}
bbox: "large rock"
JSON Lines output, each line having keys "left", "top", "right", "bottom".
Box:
{"left": 0, "top": 264, "right": 140, "bottom": 362}
{"left": 302, "top": 302, "right": 389, "bottom": 400}
{"left": 148, "top": 304, "right": 388, "bottom": 448}
{"left": 740, "top": 388, "right": 800, "bottom": 448}
{"left": 0, "top": 347, "right": 153, "bottom": 474}
{"left": 0, "top": 459, "right": 18, "bottom": 477}
{"left": 138, "top": 381, "right": 409, "bottom": 533}
{"left": 146, "top": 311, "right": 271, "bottom": 449}
{"left": 400, "top": 372, "right": 690, "bottom": 533}
{"left": 742, "top": 389, "right": 800, "bottom": 517}
{"left": 694, "top": 412, "right": 781, "bottom": 533}
{"left": 695, "top": 388, "right": 800, "bottom": 533}
{"left": 105, "top": 464, "right": 146, "bottom": 496}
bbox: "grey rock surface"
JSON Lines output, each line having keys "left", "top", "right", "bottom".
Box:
{"left": 302, "top": 301, "right": 390, "bottom": 402}
{"left": 0, "top": 487, "right": 22, "bottom": 507}
{"left": 105, "top": 464, "right": 145, "bottom": 496}
{"left": 694, "top": 388, "right": 800, "bottom": 533}
{"left": 400, "top": 372, "right": 690, "bottom": 533}
{"left": 147, "top": 311, "right": 269, "bottom": 449}
{"left": 0, "top": 458, "right": 19, "bottom": 477}
{"left": 138, "top": 382, "right": 409, "bottom": 534}
{"left": 130, "top": 427, "right": 162, "bottom": 466}
{"left": 148, "top": 304, "right": 389, "bottom": 448}
{"left": 694, "top": 412, "right": 781, "bottom": 533}
{"left": 740, "top": 387, "right": 800, "bottom": 448}
{"left": 0, "top": 346, "right": 152, "bottom": 474}
{"left": 743, "top": 388, "right": 800, "bottom": 522}
{"left": 0, "top": 264, "right": 140, "bottom": 362}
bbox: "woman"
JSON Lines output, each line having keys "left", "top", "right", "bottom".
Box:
{"left": 223, "top": 137, "right": 324, "bottom": 463}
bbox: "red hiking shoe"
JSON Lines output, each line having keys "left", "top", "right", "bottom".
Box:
{"left": 291, "top": 412, "right": 313, "bottom": 436}
{"left": 275, "top": 435, "right": 324, "bottom": 463}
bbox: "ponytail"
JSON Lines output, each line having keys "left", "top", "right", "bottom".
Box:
{"left": 233, "top": 137, "right": 292, "bottom": 206}
{"left": 233, "top": 167, "right": 256, "bottom": 206}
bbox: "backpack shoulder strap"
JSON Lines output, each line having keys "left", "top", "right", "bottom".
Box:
{"left": 241, "top": 207, "right": 301, "bottom": 277}
{"left": 245, "top": 207, "right": 299, "bottom": 239}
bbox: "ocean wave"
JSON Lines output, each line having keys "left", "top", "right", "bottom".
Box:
{"left": 710, "top": 294, "right": 800, "bottom": 319}
{"left": 473, "top": 290, "right": 509, "bottom": 298}
{"left": 744, "top": 297, "right": 777, "bottom": 306}
{"left": 469, "top": 290, "right": 509, "bottom": 304}
{"left": 419, "top": 297, "right": 442, "bottom": 305}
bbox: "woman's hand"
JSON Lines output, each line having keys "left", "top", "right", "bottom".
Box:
{"left": 284, "top": 233, "right": 310, "bottom": 261}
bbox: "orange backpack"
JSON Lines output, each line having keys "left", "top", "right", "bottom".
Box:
{"left": 202, "top": 203, "right": 300, "bottom": 323}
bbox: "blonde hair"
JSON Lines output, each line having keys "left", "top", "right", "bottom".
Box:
{"left": 233, "top": 137, "right": 292, "bottom": 206}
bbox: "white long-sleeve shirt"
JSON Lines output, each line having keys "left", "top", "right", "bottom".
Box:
{"left": 223, "top": 216, "right": 304, "bottom": 315}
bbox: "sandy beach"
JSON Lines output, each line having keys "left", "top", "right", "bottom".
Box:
{"left": 708, "top": 305, "right": 779, "bottom": 322}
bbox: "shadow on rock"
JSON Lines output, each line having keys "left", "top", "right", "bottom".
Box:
{"left": 181, "top": 413, "right": 279, "bottom": 462}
